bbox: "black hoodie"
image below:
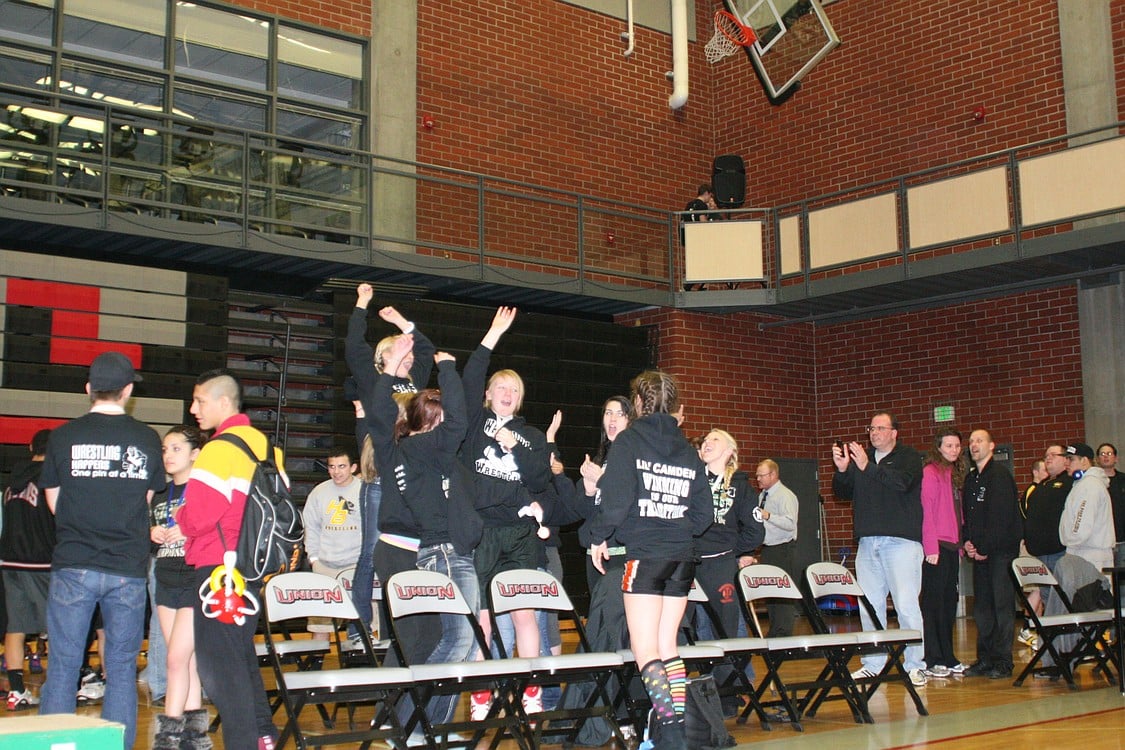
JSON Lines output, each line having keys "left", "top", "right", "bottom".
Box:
{"left": 1, "top": 458, "right": 55, "bottom": 568}
{"left": 586, "top": 412, "right": 713, "bottom": 561}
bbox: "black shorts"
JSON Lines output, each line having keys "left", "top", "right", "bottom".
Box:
{"left": 475, "top": 525, "right": 540, "bottom": 599}
{"left": 622, "top": 558, "right": 695, "bottom": 597}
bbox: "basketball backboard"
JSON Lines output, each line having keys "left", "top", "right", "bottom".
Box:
{"left": 724, "top": 0, "right": 840, "bottom": 99}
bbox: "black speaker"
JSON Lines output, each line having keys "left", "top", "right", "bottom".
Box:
{"left": 711, "top": 154, "right": 746, "bottom": 209}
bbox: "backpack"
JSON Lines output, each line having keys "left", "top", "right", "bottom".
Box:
{"left": 214, "top": 433, "right": 303, "bottom": 584}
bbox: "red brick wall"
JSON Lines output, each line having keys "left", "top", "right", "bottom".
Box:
{"left": 620, "top": 284, "right": 1085, "bottom": 556}
{"left": 712, "top": 0, "right": 1069, "bottom": 207}
{"left": 230, "top": 0, "right": 371, "bottom": 35}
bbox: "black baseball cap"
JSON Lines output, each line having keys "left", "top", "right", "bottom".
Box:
{"left": 1065, "top": 442, "right": 1094, "bottom": 460}
{"left": 89, "top": 352, "right": 142, "bottom": 391}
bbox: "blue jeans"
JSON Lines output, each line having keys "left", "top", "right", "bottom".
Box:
{"left": 351, "top": 480, "right": 382, "bottom": 628}
{"left": 40, "top": 567, "right": 147, "bottom": 750}
{"left": 855, "top": 536, "right": 925, "bottom": 672}
{"left": 415, "top": 542, "right": 478, "bottom": 725}
{"left": 140, "top": 559, "right": 167, "bottom": 699}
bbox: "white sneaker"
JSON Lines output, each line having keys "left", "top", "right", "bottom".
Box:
{"left": 522, "top": 685, "right": 543, "bottom": 714}
{"left": 6, "top": 689, "right": 38, "bottom": 710}
{"left": 948, "top": 662, "right": 968, "bottom": 674}
{"left": 1017, "top": 628, "right": 1039, "bottom": 647}
{"left": 923, "top": 664, "right": 951, "bottom": 678}
{"left": 76, "top": 676, "right": 105, "bottom": 704}
{"left": 908, "top": 669, "right": 928, "bottom": 687}
{"left": 850, "top": 667, "right": 877, "bottom": 680}
{"left": 469, "top": 690, "right": 492, "bottom": 721}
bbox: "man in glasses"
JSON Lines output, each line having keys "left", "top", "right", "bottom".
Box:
{"left": 832, "top": 411, "right": 927, "bottom": 687}
{"left": 1017, "top": 445, "right": 1073, "bottom": 647}
{"left": 1095, "top": 443, "right": 1125, "bottom": 566}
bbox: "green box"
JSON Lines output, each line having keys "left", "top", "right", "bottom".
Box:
{"left": 0, "top": 715, "right": 124, "bottom": 750}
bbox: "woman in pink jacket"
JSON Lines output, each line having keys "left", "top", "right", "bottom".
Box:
{"left": 920, "top": 428, "right": 968, "bottom": 678}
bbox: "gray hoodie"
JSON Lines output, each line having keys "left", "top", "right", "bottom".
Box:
{"left": 1059, "top": 466, "right": 1115, "bottom": 572}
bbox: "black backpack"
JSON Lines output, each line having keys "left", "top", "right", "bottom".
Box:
{"left": 214, "top": 433, "right": 303, "bottom": 584}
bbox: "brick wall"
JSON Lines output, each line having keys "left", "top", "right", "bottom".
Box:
{"left": 621, "top": 284, "right": 1085, "bottom": 555}
{"left": 711, "top": 0, "right": 1069, "bottom": 207}
{"left": 233, "top": 0, "right": 371, "bottom": 35}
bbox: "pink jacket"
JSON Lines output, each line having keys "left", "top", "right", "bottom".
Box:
{"left": 921, "top": 462, "right": 961, "bottom": 557}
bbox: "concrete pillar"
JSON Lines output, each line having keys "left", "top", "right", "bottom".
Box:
{"left": 370, "top": 0, "right": 417, "bottom": 255}
{"left": 1057, "top": 1, "right": 1125, "bottom": 448}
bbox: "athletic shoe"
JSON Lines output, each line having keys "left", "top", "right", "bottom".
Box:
{"left": 850, "top": 667, "right": 877, "bottom": 680}
{"left": 7, "top": 689, "right": 39, "bottom": 711}
{"left": 469, "top": 690, "right": 492, "bottom": 721}
{"left": 1017, "top": 628, "right": 1039, "bottom": 648}
{"left": 908, "top": 668, "right": 928, "bottom": 687}
{"left": 923, "top": 664, "right": 951, "bottom": 678}
{"left": 522, "top": 684, "right": 543, "bottom": 714}
{"left": 962, "top": 661, "right": 993, "bottom": 677}
{"left": 986, "top": 665, "right": 1013, "bottom": 680}
{"left": 77, "top": 673, "right": 106, "bottom": 704}
{"left": 27, "top": 654, "right": 42, "bottom": 674}
{"left": 948, "top": 662, "right": 969, "bottom": 674}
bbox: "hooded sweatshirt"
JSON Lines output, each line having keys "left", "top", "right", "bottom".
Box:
{"left": 586, "top": 412, "right": 713, "bottom": 561}
{"left": 0, "top": 458, "right": 55, "bottom": 568}
{"left": 1059, "top": 466, "right": 1115, "bottom": 572}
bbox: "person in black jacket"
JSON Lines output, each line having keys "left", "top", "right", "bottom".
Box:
{"left": 832, "top": 410, "right": 927, "bottom": 687}
{"left": 1, "top": 428, "right": 54, "bottom": 710}
{"left": 587, "top": 371, "right": 712, "bottom": 750}
{"left": 460, "top": 307, "right": 552, "bottom": 719}
{"left": 961, "top": 428, "right": 1021, "bottom": 679}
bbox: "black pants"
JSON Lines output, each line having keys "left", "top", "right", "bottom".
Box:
{"left": 193, "top": 566, "right": 275, "bottom": 750}
{"left": 972, "top": 552, "right": 1016, "bottom": 669}
{"left": 920, "top": 546, "right": 960, "bottom": 668}
{"left": 758, "top": 541, "right": 796, "bottom": 637}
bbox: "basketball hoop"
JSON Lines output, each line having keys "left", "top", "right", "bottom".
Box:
{"left": 704, "top": 10, "right": 757, "bottom": 64}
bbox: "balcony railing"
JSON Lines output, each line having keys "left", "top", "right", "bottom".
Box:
{"left": 3, "top": 81, "right": 1125, "bottom": 304}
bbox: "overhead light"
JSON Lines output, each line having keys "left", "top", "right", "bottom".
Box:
{"left": 19, "top": 107, "right": 69, "bottom": 125}
{"left": 67, "top": 116, "right": 105, "bottom": 133}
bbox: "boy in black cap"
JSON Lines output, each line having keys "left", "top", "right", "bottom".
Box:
{"left": 1060, "top": 442, "right": 1115, "bottom": 571}
{"left": 38, "top": 352, "right": 164, "bottom": 749}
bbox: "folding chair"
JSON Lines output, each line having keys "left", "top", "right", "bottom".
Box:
{"left": 737, "top": 564, "right": 870, "bottom": 731}
{"left": 385, "top": 569, "right": 534, "bottom": 750}
{"left": 487, "top": 569, "right": 629, "bottom": 748}
{"left": 684, "top": 579, "right": 771, "bottom": 728}
{"left": 1009, "top": 555, "right": 1118, "bottom": 689}
{"left": 262, "top": 572, "right": 416, "bottom": 750}
{"left": 334, "top": 566, "right": 390, "bottom": 666}
{"left": 804, "top": 562, "right": 928, "bottom": 717}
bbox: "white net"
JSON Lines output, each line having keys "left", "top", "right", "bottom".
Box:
{"left": 705, "top": 27, "right": 740, "bottom": 64}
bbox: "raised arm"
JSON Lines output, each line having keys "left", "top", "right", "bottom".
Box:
{"left": 463, "top": 306, "right": 518, "bottom": 421}
{"left": 378, "top": 305, "right": 436, "bottom": 389}
{"left": 345, "top": 283, "right": 377, "bottom": 396}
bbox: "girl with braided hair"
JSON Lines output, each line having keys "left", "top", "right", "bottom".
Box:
{"left": 587, "top": 371, "right": 712, "bottom": 750}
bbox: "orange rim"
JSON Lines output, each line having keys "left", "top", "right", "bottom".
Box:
{"left": 715, "top": 9, "right": 757, "bottom": 47}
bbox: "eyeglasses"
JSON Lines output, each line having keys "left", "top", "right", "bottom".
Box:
{"left": 1098, "top": 451, "right": 1116, "bottom": 457}
{"left": 604, "top": 409, "right": 626, "bottom": 418}
{"left": 755, "top": 473, "right": 772, "bottom": 479}
{"left": 866, "top": 425, "right": 893, "bottom": 433}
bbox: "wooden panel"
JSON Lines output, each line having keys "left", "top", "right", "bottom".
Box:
{"left": 0, "top": 249, "right": 186, "bottom": 295}
{"left": 780, "top": 214, "right": 802, "bottom": 275}
{"left": 908, "top": 167, "right": 1010, "bottom": 248}
{"left": 808, "top": 193, "right": 899, "bottom": 269}
{"left": 1020, "top": 137, "right": 1125, "bottom": 225}
{"left": 684, "top": 220, "right": 764, "bottom": 282}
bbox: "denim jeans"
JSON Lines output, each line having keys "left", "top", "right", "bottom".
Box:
{"left": 140, "top": 559, "right": 167, "bottom": 699}
{"left": 415, "top": 542, "right": 478, "bottom": 725}
{"left": 40, "top": 567, "right": 147, "bottom": 750}
{"left": 855, "top": 536, "right": 925, "bottom": 672}
{"left": 351, "top": 480, "right": 382, "bottom": 628}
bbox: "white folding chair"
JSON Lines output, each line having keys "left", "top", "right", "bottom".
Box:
{"left": 738, "top": 564, "right": 869, "bottom": 730}
{"left": 1009, "top": 555, "right": 1118, "bottom": 688}
{"left": 684, "top": 578, "right": 771, "bottom": 728}
{"left": 804, "top": 561, "right": 927, "bottom": 717}
{"left": 385, "top": 569, "right": 534, "bottom": 750}
{"left": 262, "top": 572, "right": 415, "bottom": 750}
{"left": 488, "top": 569, "right": 628, "bottom": 748}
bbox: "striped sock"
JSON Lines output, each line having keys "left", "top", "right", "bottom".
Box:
{"left": 640, "top": 659, "right": 676, "bottom": 723}
{"left": 664, "top": 656, "right": 687, "bottom": 717}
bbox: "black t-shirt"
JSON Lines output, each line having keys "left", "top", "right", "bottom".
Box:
{"left": 151, "top": 482, "right": 194, "bottom": 590}
{"left": 40, "top": 411, "right": 165, "bottom": 579}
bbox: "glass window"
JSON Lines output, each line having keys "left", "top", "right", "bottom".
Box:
{"left": 277, "top": 105, "right": 361, "bottom": 150}
{"left": 175, "top": 3, "right": 268, "bottom": 90}
{"left": 175, "top": 85, "right": 265, "bottom": 132}
{"left": 0, "top": 49, "right": 51, "bottom": 92}
{"left": 63, "top": 0, "right": 165, "bottom": 68}
{"left": 277, "top": 25, "right": 363, "bottom": 109}
{"left": 58, "top": 63, "right": 165, "bottom": 114}
{"left": 0, "top": 0, "right": 55, "bottom": 46}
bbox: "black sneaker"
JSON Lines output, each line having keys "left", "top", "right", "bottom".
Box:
{"left": 986, "top": 665, "right": 1013, "bottom": 680}
{"left": 962, "top": 661, "right": 993, "bottom": 677}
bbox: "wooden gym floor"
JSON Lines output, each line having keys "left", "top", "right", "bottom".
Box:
{"left": 3, "top": 612, "right": 1123, "bottom": 749}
